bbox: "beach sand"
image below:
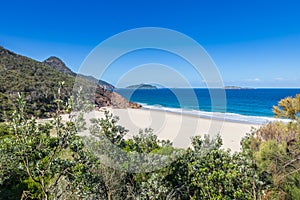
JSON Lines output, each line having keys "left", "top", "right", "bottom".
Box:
{"left": 76, "top": 108, "right": 260, "bottom": 152}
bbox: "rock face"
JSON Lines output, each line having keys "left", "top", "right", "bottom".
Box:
{"left": 43, "top": 56, "right": 75, "bottom": 76}
{"left": 98, "top": 80, "right": 115, "bottom": 91}
{"left": 95, "top": 86, "right": 141, "bottom": 109}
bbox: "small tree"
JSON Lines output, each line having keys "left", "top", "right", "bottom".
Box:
{"left": 188, "top": 135, "right": 262, "bottom": 200}
{"left": 242, "top": 94, "right": 300, "bottom": 200}
{"left": 273, "top": 94, "right": 300, "bottom": 120}
{"left": 0, "top": 83, "right": 104, "bottom": 199}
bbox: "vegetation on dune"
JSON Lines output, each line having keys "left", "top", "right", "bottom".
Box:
{"left": 243, "top": 94, "right": 300, "bottom": 200}
{"left": 0, "top": 84, "right": 262, "bottom": 199}
{"left": 0, "top": 76, "right": 300, "bottom": 199}
{"left": 273, "top": 94, "right": 300, "bottom": 120}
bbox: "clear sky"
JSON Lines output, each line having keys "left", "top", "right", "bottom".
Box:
{"left": 1, "top": 0, "right": 300, "bottom": 88}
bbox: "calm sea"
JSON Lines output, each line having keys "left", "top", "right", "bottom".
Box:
{"left": 115, "top": 88, "right": 300, "bottom": 124}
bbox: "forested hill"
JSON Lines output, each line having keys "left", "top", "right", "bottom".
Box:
{"left": 0, "top": 46, "right": 140, "bottom": 121}
{"left": 43, "top": 56, "right": 76, "bottom": 76}
{"left": 42, "top": 56, "right": 115, "bottom": 91}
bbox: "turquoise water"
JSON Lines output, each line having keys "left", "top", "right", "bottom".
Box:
{"left": 116, "top": 88, "right": 300, "bottom": 124}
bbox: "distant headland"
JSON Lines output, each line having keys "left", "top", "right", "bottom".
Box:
{"left": 126, "top": 84, "right": 158, "bottom": 89}
{"left": 224, "top": 86, "right": 255, "bottom": 90}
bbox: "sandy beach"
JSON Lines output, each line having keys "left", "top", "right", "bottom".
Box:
{"left": 73, "top": 108, "right": 260, "bottom": 152}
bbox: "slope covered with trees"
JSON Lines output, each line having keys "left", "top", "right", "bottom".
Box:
{"left": 0, "top": 46, "right": 140, "bottom": 121}
{"left": 0, "top": 46, "right": 75, "bottom": 120}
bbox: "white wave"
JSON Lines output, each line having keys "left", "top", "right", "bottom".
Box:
{"left": 140, "top": 104, "right": 290, "bottom": 125}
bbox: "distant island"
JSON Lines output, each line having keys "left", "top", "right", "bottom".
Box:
{"left": 126, "top": 84, "right": 157, "bottom": 89}
{"left": 224, "top": 86, "right": 255, "bottom": 90}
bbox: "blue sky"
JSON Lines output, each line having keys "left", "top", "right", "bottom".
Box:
{"left": 1, "top": 0, "right": 300, "bottom": 87}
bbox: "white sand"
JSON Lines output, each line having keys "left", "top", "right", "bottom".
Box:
{"left": 73, "top": 108, "right": 260, "bottom": 152}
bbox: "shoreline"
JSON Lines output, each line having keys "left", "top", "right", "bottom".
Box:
{"left": 138, "top": 103, "right": 290, "bottom": 125}
{"left": 91, "top": 107, "right": 261, "bottom": 152}
{"left": 140, "top": 106, "right": 261, "bottom": 125}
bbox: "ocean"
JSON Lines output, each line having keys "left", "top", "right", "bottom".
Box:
{"left": 115, "top": 88, "right": 300, "bottom": 124}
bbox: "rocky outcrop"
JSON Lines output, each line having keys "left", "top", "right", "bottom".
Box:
{"left": 94, "top": 86, "right": 141, "bottom": 109}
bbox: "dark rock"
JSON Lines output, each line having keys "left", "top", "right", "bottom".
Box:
{"left": 94, "top": 86, "right": 141, "bottom": 109}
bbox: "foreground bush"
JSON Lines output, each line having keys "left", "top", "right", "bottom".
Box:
{"left": 2, "top": 87, "right": 298, "bottom": 199}
{"left": 243, "top": 94, "right": 300, "bottom": 200}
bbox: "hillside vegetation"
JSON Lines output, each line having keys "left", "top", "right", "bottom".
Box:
{"left": 0, "top": 46, "right": 139, "bottom": 121}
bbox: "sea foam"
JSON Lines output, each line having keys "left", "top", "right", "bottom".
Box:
{"left": 140, "top": 103, "right": 290, "bottom": 125}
